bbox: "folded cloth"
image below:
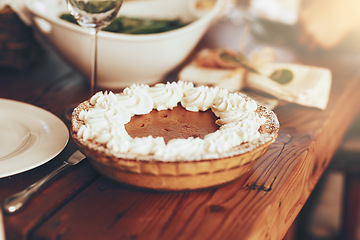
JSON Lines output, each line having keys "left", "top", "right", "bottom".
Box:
{"left": 178, "top": 62, "right": 247, "bottom": 91}
{"left": 247, "top": 63, "right": 331, "bottom": 110}
{"left": 179, "top": 48, "right": 332, "bottom": 110}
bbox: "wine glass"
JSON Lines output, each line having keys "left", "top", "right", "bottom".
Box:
{"left": 65, "top": 0, "right": 124, "bottom": 95}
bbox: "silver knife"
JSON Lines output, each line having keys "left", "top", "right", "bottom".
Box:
{"left": 2, "top": 150, "right": 86, "bottom": 214}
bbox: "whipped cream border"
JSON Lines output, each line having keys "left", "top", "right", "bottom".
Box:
{"left": 73, "top": 81, "right": 279, "bottom": 161}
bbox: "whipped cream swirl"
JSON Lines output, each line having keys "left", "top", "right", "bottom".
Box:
{"left": 146, "top": 81, "right": 184, "bottom": 111}
{"left": 75, "top": 81, "right": 275, "bottom": 161}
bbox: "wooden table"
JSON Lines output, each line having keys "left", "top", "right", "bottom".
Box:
{"left": 1, "top": 18, "right": 360, "bottom": 240}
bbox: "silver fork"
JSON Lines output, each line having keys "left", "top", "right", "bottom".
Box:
{"left": 2, "top": 150, "right": 86, "bottom": 214}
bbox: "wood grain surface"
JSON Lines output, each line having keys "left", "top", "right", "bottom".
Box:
{"left": 1, "top": 16, "right": 360, "bottom": 240}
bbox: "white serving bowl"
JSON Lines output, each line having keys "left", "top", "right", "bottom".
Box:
{"left": 25, "top": 0, "right": 226, "bottom": 88}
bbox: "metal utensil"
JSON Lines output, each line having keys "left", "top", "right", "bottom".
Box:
{"left": 2, "top": 150, "right": 86, "bottom": 214}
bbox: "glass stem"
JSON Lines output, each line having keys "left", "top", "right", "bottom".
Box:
{"left": 89, "top": 28, "right": 99, "bottom": 96}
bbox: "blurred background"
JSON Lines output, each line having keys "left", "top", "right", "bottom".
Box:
{"left": 1, "top": 0, "right": 360, "bottom": 239}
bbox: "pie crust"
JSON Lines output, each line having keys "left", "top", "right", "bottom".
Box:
{"left": 71, "top": 82, "right": 279, "bottom": 190}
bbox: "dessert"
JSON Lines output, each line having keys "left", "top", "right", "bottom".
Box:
{"left": 71, "top": 81, "right": 279, "bottom": 190}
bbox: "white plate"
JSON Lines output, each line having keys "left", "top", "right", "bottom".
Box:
{"left": 0, "top": 99, "right": 69, "bottom": 178}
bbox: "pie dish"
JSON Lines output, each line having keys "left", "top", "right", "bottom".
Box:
{"left": 71, "top": 81, "right": 279, "bottom": 190}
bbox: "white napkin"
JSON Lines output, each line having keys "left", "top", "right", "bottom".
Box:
{"left": 0, "top": 0, "right": 32, "bottom": 25}
{"left": 247, "top": 63, "right": 331, "bottom": 110}
{"left": 179, "top": 48, "right": 332, "bottom": 110}
{"left": 178, "top": 62, "right": 247, "bottom": 91}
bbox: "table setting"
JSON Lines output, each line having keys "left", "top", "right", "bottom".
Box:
{"left": 0, "top": 99, "right": 69, "bottom": 178}
{"left": 1, "top": 0, "right": 360, "bottom": 239}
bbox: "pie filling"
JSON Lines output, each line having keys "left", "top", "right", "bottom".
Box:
{"left": 125, "top": 105, "right": 219, "bottom": 143}
{"left": 71, "top": 81, "right": 279, "bottom": 161}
